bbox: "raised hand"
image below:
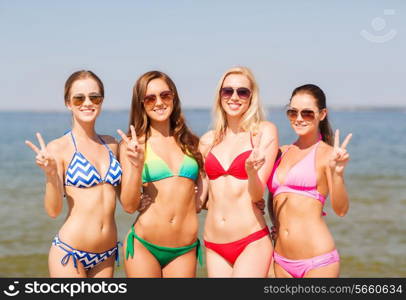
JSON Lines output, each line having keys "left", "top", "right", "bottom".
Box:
{"left": 245, "top": 131, "right": 266, "bottom": 173}
{"left": 25, "top": 132, "right": 57, "bottom": 175}
{"left": 117, "top": 125, "right": 144, "bottom": 168}
{"left": 329, "top": 129, "right": 352, "bottom": 175}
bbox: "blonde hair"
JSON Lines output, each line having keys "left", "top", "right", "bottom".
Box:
{"left": 212, "top": 66, "right": 265, "bottom": 145}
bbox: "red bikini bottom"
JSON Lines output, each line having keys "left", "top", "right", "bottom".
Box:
{"left": 204, "top": 227, "right": 270, "bottom": 265}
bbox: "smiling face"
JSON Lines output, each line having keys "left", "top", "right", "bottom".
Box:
{"left": 66, "top": 78, "right": 103, "bottom": 123}
{"left": 288, "top": 92, "right": 326, "bottom": 137}
{"left": 220, "top": 73, "right": 252, "bottom": 118}
{"left": 143, "top": 78, "right": 174, "bottom": 125}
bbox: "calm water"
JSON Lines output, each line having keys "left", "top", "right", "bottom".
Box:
{"left": 0, "top": 108, "right": 405, "bottom": 277}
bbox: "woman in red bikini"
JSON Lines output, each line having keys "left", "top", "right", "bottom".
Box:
{"left": 267, "top": 84, "right": 352, "bottom": 278}
{"left": 200, "top": 66, "right": 279, "bottom": 277}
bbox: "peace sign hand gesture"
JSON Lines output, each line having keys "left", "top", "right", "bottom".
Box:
{"left": 25, "top": 132, "right": 57, "bottom": 176}
{"left": 245, "top": 131, "right": 266, "bottom": 173}
{"left": 329, "top": 129, "right": 352, "bottom": 175}
{"left": 117, "top": 125, "right": 144, "bottom": 168}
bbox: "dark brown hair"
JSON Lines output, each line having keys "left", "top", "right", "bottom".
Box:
{"left": 128, "top": 71, "right": 203, "bottom": 170}
{"left": 64, "top": 70, "right": 104, "bottom": 105}
{"left": 290, "top": 84, "right": 333, "bottom": 145}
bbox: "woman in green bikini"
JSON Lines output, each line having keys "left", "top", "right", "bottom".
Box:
{"left": 117, "top": 71, "right": 205, "bottom": 277}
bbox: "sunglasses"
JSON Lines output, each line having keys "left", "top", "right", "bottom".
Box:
{"left": 286, "top": 108, "right": 317, "bottom": 121}
{"left": 71, "top": 94, "right": 103, "bottom": 106}
{"left": 220, "top": 87, "right": 251, "bottom": 100}
{"left": 143, "top": 90, "right": 174, "bottom": 106}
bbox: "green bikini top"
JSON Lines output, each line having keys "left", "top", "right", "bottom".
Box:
{"left": 142, "top": 142, "right": 199, "bottom": 183}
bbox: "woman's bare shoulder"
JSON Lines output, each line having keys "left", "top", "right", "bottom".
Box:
{"left": 200, "top": 130, "right": 215, "bottom": 145}
{"left": 99, "top": 134, "right": 118, "bottom": 144}
{"left": 99, "top": 134, "right": 119, "bottom": 151}
{"left": 317, "top": 141, "right": 334, "bottom": 166}
{"left": 318, "top": 141, "right": 333, "bottom": 154}
{"left": 259, "top": 120, "right": 278, "bottom": 132}
{"left": 46, "top": 134, "right": 71, "bottom": 159}
{"left": 199, "top": 130, "right": 215, "bottom": 155}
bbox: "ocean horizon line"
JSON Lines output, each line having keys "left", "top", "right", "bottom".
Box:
{"left": 1, "top": 105, "right": 406, "bottom": 113}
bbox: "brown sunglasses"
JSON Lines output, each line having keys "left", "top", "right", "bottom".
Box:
{"left": 71, "top": 93, "right": 103, "bottom": 106}
{"left": 286, "top": 108, "right": 318, "bottom": 121}
{"left": 142, "top": 90, "right": 174, "bottom": 106}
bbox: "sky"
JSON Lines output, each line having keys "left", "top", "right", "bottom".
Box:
{"left": 0, "top": 0, "right": 405, "bottom": 111}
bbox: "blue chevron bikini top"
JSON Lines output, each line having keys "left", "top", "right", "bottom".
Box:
{"left": 64, "top": 131, "right": 122, "bottom": 188}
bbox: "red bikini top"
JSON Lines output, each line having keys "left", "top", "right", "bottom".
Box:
{"left": 204, "top": 134, "right": 253, "bottom": 180}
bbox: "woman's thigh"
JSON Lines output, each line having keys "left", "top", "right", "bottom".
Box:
{"left": 232, "top": 235, "right": 273, "bottom": 278}
{"left": 88, "top": 254, "right": 116, "bottom": 278}
{"left": 162, "top": 248, "right": 197, "bottom": 278}
{"left": 206, "top": 248, "right": 233, "bottom": 278}
{"left": 274, "top": 261, "right": 294, "bottom": 278}
{"left": 304, "top": 261, "right": 340, "bottom": 278}
{"left": 123, "top": 234, "right": 162, "bottom": 278}
{"left": 48, "top": 244, "right": 87, "bottom": 278}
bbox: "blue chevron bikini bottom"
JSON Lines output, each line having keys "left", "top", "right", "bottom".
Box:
{"left": 52, "top": 235, "right": 121, "bottom": 270}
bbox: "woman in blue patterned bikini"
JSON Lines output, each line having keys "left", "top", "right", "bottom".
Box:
{"left": 25, "top": 70, "right": 122, "bottom": 277}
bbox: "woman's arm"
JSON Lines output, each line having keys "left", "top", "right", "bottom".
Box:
{"left": 117, "top": 127, "right": 145, "bottom": 214}
{"left": 246, "top": 122, "right": 279, "bottom": 202}
{"left": 196, "top": 131, "right": 214, "bottom": 211}
{"left": 328, "top": 171, "right": 349, "bottom": 217}
{"left": 326, "top": 130, "right": 352, "bottom": 217}
{"left": 43, "top": 141, "right": 64, "bottom": 218}
{"left": 195, "top": 172, "right": 209, "bottom": 213}
{"left": 25, "top": 133, "right": 64, "bottom": 218}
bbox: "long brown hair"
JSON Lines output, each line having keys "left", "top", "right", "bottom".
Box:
{"left": 64, "top": 70, "right": 104, "bottom": 105}
{"left": 290, "top": 84, "right": 333, "bottom": 145}
{"left": 128, "top": 71, "right": 203, "bottom": 169}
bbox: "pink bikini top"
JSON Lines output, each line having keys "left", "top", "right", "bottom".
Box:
{"left": 267, "top": 141, "right": 327, "bottom": 209}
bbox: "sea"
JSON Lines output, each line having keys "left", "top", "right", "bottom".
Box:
{"left": 0, "top": 108, "right": 405, "bottom": 277}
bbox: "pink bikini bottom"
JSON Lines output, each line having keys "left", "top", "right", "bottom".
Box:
{"left": 273, "top": 249, "right": 340, "bottom": 278}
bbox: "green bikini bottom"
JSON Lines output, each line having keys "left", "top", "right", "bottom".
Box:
{"left": 126, "top": 225, "right": 202, "bottom": 268}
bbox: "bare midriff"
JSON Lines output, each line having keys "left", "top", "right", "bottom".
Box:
{"left": 58, "top": 183, "right": 118, "bottom": 251}
{"left": 204, "top": 175, "right": 267, "bottom": 243}
{"left": 273, "top": 192, "right": 336, "bottom": 259}
{"left": 135, "top": 176, "right": 198, "bottom": 247}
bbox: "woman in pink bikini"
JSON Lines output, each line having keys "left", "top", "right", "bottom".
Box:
{"left": 267, "top": 84, "right": 352, "bottom": 278}
{"left": 200, "top": 66, "right": 279, "bottom": 277}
